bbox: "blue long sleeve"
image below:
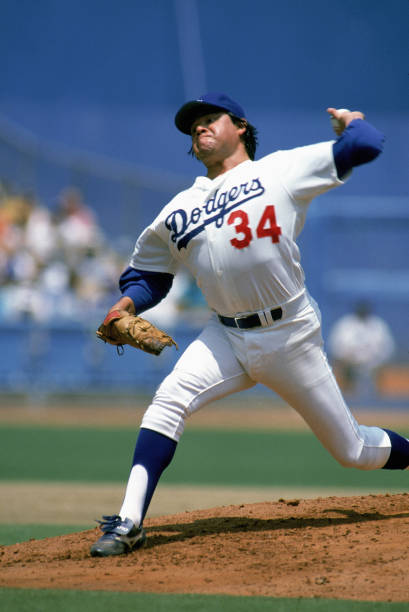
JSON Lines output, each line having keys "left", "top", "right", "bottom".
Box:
{"left": 119, "top": 266, "right": 174, "bottom": 315}
{"left": 333, "top": 119, "right": 384, "bottom": 179}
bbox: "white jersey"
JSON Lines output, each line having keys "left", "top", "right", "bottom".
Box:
{"left": 130, "top": 141, "right": 344, "bottom": 316}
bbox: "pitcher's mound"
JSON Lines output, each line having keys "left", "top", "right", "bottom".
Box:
{"left": 1, "top": 493, "right": 408, "bottom": 602}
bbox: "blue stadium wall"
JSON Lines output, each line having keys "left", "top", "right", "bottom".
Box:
{"left": 0, "top": 0, "right": 408, "bottom": 396}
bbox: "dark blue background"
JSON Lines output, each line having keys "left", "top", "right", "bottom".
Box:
{"left": 0, "top": 1, "right": 408, "bottom": 396}
{"left": 0, "top": 0, "right": 407, "bottom": 196}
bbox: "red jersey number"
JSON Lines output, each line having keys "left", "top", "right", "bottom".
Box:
{"left": 227, "top": 205, "right": 281, "bottom": 249}
{"left": 227, "top": 210, "right": 253, "bottom": 249}
{"left": 256, "top": 205, "right": 282, "bottom": 243}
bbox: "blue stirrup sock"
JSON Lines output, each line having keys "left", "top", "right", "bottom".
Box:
{"left": 124, "top": 427, "right": 177, "bottom": 524}
{"left": 382, "top": 429, "right": 409, "bottom": 469}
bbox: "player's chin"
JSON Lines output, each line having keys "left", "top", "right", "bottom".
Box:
{"left": 193, "top": 138, "right": 215, "bottom": 155}
{"left": 194, "top": 143, "right": 215, "bottom": 161}
{"left": 194, "top": 136, "right": 214, "bottom": 150}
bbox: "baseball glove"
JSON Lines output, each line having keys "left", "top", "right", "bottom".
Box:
{"left": 96, "top": 309, "right": 178, "bottom": 356}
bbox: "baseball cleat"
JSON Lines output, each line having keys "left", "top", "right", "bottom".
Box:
{"left": 90, "top": 515, "right": 146, "bottom": 557}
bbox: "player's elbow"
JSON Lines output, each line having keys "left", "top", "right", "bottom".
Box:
{"left": 354, "top": 126, "right": 385, "bottom": 165}
{"left": 350, "top": 142, "right": 383, "bottom": 170}
{"left": 357, "top": 140, "right": 384, "bottom": 164}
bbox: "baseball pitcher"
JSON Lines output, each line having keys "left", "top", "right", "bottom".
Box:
{"left": 91, "top": 93, "right": 409, "bottom": 557}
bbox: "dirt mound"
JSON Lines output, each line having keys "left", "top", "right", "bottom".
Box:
{"left": 1, "top": 493, "right": 409, "bottom": 601}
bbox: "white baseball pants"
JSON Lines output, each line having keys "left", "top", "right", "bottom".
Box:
{"left": 141, "top": 294, "right": 391, "bottom": 470}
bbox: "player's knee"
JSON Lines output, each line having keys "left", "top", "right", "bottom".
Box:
{"left": 151, "top": 372, "right": 197, "bottom": 417}
{"left": 333, "top": 445, "right": 374, "bottom": 471}
{"left": 332, "top": 427, "right": 392, "bottom": 470}
{"left": 141, "top": 372, "right": 200, "bottom": 441}
{"left": 337, "top": 455, "right": 367, "bottom": 470}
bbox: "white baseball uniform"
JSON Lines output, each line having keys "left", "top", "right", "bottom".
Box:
{"left": 128, "top": 140, "right": 391, "bottom": 469}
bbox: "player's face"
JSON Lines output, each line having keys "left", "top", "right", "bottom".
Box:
{"left": 190, "top": 112, "right": 245, "bottom": 165}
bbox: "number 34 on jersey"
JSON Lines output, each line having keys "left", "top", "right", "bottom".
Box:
{"left": 227, "top": 205, "right": 282, "bottom": 249}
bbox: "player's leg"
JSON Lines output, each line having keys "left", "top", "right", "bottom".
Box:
{"left": 119, "top": 316, "right": 254, "bottom": 522}
{"left": 90, "top": 428, "right": 176, "bottom": 557}
{"left": 91, "top": 316, "right": 254, "bottom": 556}
{"left": 230, "top": 304, "right": 409, "bottom": 471}
{"left": 265, "top": 333, "right": 409, "bottom": 470}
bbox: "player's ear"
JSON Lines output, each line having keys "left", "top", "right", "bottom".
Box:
{"left": 236, "top": 119, "right": 247, "bottom": 136}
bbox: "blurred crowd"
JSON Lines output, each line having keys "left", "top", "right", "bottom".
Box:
{"left": 0, "top": 180, "right": 208, "bottom": 327}
{"left": 0, "top": 181, "right": 129, "bottom": 323}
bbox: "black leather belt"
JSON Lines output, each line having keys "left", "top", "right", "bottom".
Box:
{"left": 218, "top": 307, "right": 283, "bottom": 329}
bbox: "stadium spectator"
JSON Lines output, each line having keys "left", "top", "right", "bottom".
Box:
{"left": 54, "top": 186, "right": 102, "bottom": 252}
{"left": 0, "top": 182, "right": 202, "bottom": 325}
{"left": 328, "top": 301, "right": 396, "bottom": 399}
{"left": 0, "top": 184, "right": 121, "bottom": 321}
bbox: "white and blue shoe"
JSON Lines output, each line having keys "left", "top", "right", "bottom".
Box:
{"left": 90, "top": 515, "right": 146, "bottom": 557}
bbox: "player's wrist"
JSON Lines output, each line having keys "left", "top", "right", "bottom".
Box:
{"left": 109, "top": 296, "right": 136, "bottom": 315}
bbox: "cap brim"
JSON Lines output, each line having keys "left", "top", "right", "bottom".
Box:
{"left": 174, "top": 102, "right": 228, "bottom": 134}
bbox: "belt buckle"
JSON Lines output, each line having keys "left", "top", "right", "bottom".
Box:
{"left": 234, "top": 315, "right": 247, "bottom": 329}
{"left": 235, "top": 313, "right": 260, "bottom": 329}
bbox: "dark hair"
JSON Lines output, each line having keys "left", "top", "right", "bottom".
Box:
{"left": 188, "top": 112, "right": 258, "bottom": 161}
{"left": 228, "top": 113, "right": 258, "bottom": 161}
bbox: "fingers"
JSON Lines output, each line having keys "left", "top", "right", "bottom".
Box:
{"left": 351, "top": 111, "right": 365, "bottom": 120}
{"left": 327, "top": 107, "right": 349, "bottom": 120}
{"left": 327, "top": 108, "right": 366, "bottom": 137}
{"left": 327, "top": 107, "right": 365, "bottom": 120}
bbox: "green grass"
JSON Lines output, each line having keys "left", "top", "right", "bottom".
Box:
{"left": 1, "top": 425, "right": 409, "bottom": 489}
{"left": 1, "top": 425, "right": 408, "bottom": 610}
{"left": 0, "top": 524, "right": 90, "bottom": 546}
{"left": 0, "top": 589, "right": 407, "bottom": 612}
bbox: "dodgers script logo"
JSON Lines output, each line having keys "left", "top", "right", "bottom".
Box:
{"left": 165, "top": 178, "right": 265, "bottom": 250}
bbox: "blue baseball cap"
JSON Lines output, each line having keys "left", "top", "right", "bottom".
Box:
{"left": 175, "top": 92, "right": 246, "bottom": 134}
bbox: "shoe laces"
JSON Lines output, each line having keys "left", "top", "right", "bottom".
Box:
{"left": 96, "top": 515, "right": 123, "bottom": 534}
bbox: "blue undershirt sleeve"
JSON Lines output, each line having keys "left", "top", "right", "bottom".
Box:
{"left": 119, "top": 266, "right": 174, "bottom": 315}
{"left": 333, "top": 119, "right": 385, "bottom": 179}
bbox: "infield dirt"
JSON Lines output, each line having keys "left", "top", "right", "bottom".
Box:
{"left": 1, "top": 493, "right": 409, "bottom": 601}
{"left": 1, "top": 400, "right": 409, "bottom": 601}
